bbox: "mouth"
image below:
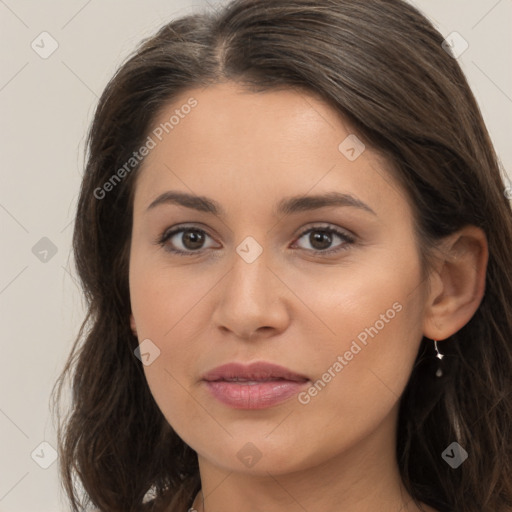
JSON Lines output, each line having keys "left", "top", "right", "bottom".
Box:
{"left": 201, "top": 361, "right": 310, "bottom": 409}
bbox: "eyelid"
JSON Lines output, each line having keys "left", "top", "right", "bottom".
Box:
{"left": 291, "top": 223, "right": 356, "bottom": 243}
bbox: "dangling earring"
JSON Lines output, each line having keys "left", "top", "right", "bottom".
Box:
{"left": 434, "top": 339, "right": 444, "bottom": 377}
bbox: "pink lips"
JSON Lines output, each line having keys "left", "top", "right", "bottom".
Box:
{"left": 202, "top": 362, "right": 309, "bottom": 409}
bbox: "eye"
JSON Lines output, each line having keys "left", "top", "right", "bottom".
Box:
{"left": 155, "top": 226, "right": 218, "bottom": 256}
{"left": 292, "top": 225, "right": 355, "bottom": 255}
{"left": 154, "top": 224, "right": 355, "bottom": 256}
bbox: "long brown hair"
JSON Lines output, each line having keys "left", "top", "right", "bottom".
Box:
{"left": 51, "top": 1, "right": 512, "bottom": 510}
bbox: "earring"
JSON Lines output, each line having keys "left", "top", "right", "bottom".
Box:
{"left": 434, "top": 339, "right": 444, "bottom": 377}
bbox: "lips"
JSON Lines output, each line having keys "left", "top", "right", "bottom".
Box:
{"left": 201, "top": 362, "right": 309, "bottom": 409}
{"left": 202, "top": 362, "right": 309, "bottom": 383}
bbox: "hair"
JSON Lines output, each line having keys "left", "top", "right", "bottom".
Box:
{"left": 51, "top": 0, "right": 512, "bottom": 511}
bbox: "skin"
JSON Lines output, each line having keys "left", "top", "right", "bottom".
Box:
{"left": 129, "top": 81, "right": 488, "bottom": 512}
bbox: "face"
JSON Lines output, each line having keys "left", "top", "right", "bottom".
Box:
{"left": 129, "top": 81, "right": 429, "bottom": 475}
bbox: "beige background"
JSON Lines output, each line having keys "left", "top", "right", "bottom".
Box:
{"left": 1, "top": 0, "right": 511, "bottom": 510}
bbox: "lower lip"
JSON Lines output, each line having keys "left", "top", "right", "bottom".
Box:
{"left": 204, "top": 380, "right": 308, "bottom": 409}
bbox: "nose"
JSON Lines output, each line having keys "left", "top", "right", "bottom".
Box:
{"left": 211, "top": 246, "right": 290, "bottom": 341}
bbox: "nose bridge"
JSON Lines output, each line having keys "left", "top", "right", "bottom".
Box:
{"left": 212, "top": 235, "right": 288, "bottom": 338}
{"left": 228, "top": 236, "right": 272, "bottom": 302}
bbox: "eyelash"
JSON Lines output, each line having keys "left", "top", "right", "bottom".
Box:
{"left": 154, "top": 224, "right": 356, "bottom": 257}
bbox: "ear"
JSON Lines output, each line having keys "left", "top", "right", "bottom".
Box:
{"left": 130, "top": 313, "right": 138, "bottom": 337}
{"left": 423, "top": 225, "right": 488, "bottom": 340}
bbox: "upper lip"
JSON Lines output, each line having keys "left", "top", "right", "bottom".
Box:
{"left": 202, "top": 362, "right": 309, "bottom": 382}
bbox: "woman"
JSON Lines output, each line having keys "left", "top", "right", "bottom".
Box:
{"left": 52, "top": 0, "right": 512, "bottom": 511}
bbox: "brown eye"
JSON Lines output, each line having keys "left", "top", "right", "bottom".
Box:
{"left": 293, "top": 226, "right": 355, "bottom": 255}
{"left": 155, "top": 224, "right": 355, "bottom": 257}
{"left": 179, "top": 229, "right": 206, "bottom": 250}
{"left": 308, "top": 231, "right": 333, "bottom": 250}
{"left": 157, "top": 227, "right": 217, "bottom": 255}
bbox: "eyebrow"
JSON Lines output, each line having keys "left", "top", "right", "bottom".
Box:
{"left": 146, "top": 190, "right": 376, "bottom": 217}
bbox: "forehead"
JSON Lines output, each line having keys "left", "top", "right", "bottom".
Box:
{"left": 148, "top": 81, "right": 351, "bottom": 162}
{"left": 132, "top": 82, "right": 408, "bottom": 222}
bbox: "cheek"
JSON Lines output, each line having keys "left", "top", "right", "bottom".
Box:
{"left": 130, "top": 267, "right": 208, "bottom": 373}
{"left": 288, "top": 304, "right": 422, "bottom": 472}
{"left": 129, "top": 256, "right": 217, "bottom": 341}
{"left": 287, "top": 252, "right": 425, "bottom": 421}
{"left": 269, "top": 272, "right": 419, "bottom": 443}
{"left": 129, "top": 259, "right": 221, "bottom": 436}
{"left": 287, "top": 249, "right": 424, "bottom": 355}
